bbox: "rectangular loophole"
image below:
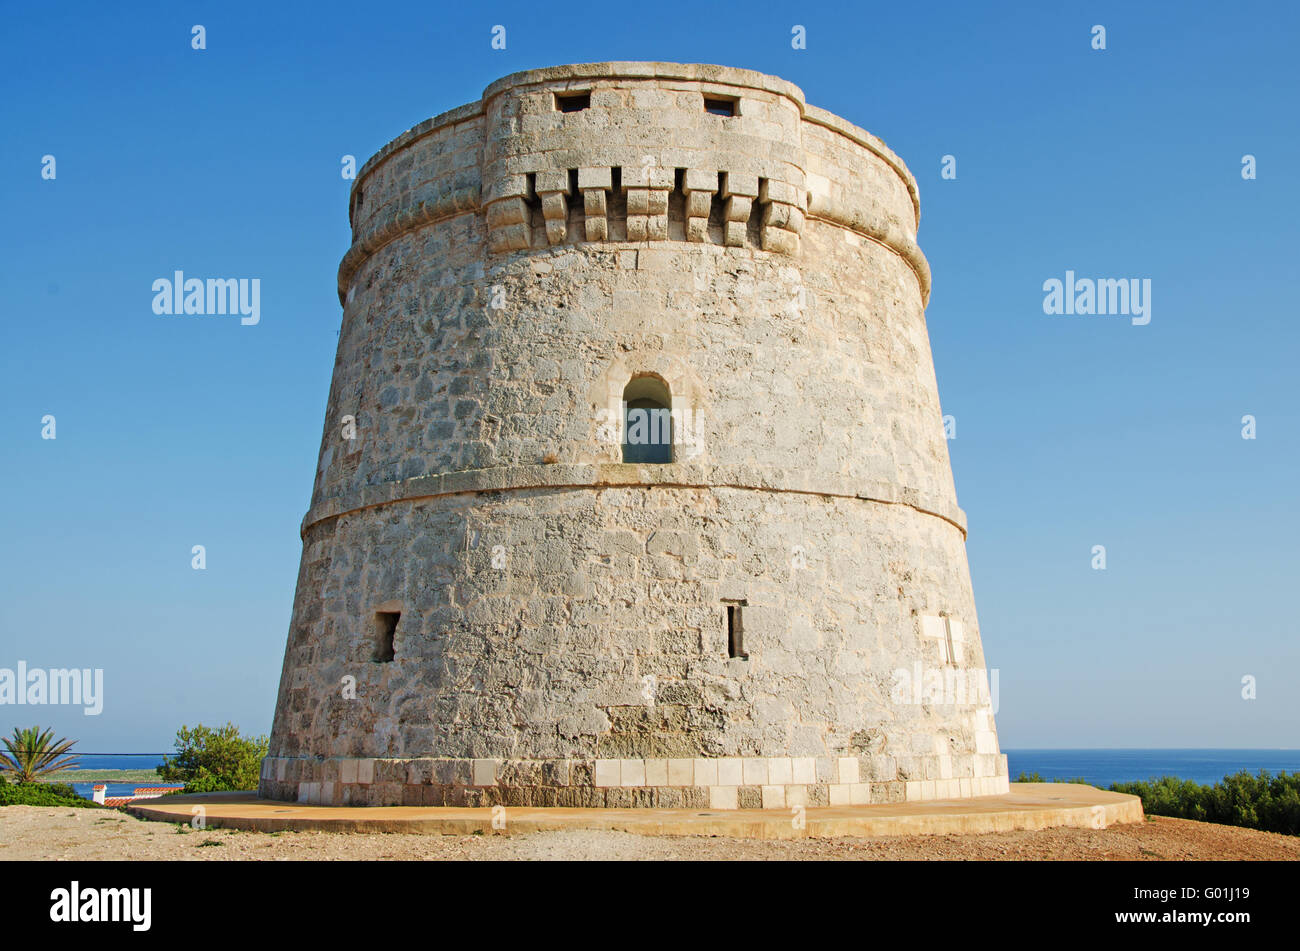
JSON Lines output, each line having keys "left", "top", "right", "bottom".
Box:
{"left": 373, "top": 611, "right": 399, "bottom": 662}
{"left": 555, "top": 91, "right": 591, "bottom": 112}
{"left": 724, "top": 600, "right": 748, "bottom": 659}
{"left": 704, "top": 96, "right": 737, "bottom": 117}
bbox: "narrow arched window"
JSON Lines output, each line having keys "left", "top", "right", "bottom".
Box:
{"left": 622, "top": 376, "right": 672, "bottom": 463}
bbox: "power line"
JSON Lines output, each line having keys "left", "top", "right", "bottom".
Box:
{"left": 1, "top": 751, "right": 171, "bottom": 756}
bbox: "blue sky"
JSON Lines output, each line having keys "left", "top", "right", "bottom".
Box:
{"left": 2, "top": 1, "right": 1296, "bottom": 754}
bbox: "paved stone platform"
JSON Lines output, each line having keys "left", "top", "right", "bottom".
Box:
{"left": 127, "top": 783, "right": 1143, "bottom": 839}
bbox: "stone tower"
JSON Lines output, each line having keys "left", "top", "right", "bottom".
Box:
{"left": 261, "top": 63, "right": 1009, "bottom": 810}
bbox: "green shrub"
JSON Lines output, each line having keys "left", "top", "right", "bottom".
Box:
{"left": 0, "top": 780, "right": 97, "bottom": 808}
{"left": 1112, "top": 770, "right": 1300, "bottom": 836}
{"left": 1013, "top": 771, "right": 1088, "bottom": 784}
{"left": 157, "top": 722, "right": 269, "bottom": 793}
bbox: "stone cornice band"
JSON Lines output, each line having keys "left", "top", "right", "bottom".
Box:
{"left": 301, "top": 463, "right": 968, "bottom": 539}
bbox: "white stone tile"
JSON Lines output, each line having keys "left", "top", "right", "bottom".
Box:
{"left": 767, "top": 757, "right": 793, "bottom": 785}
{"left": 828, "top": 783, "right": 850, "bottom": 806}
{"left": 620, "top": 759, "right": 645, "bottom": 787}
{"left": 667, "top": 758, "right": 693, "bottom": 786}
{"left": 357, "top": 758, "right": 375, "bottom": 784}
{"left": 717, "top": 758, "right": 743, "bottom": 786}
{"left": 340, "top": 759, "right": 358, "bottom": 785}
{"left": 837, "top": 757, "right": 860, "bottom": 784}
{"left": 594, "top": 759, "right": 620, "bottom": 787}
{"left": 742, "top": 757, "right": 768, "bottom": 785}
{"left": 644, "top": 759, "right": 668, "bottom": 786}
{"left": 709, "top": 786, "right": 738, "bottom": 810}
{"left": 472, "top": 759, "right": 496, "bottom": 786}
{"left": 693, "top": 758, "right": 718, "bottom": 787}
{"left": 792, "top": 757, "right": 816, "bottom": 785}
{"left": 761, "top": 785, "right": 786, "bottom": 809}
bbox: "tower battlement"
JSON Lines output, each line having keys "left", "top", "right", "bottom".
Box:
{"left": 339, "top": 63, "right": 929, "bottom": 304}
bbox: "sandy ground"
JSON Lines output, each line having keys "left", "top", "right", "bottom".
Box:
{"left": 2, "top": 806, "right": 1297, "bottom": 860}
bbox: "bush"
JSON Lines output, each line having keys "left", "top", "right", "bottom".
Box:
{"left": 1013, "top": 771, "right": 1088, "bottom": 784}
{"left": 157, "top": 723, "right": 269, "bottom": 793}
{"left": 1112, "top": 770, "right": 1300, "bottom": 837}
{"left": 0, "top": 779, "right": 97, "bottom": 808}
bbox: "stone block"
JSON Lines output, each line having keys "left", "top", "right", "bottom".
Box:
{"left": 356, "top": 758, "right": 375, "bottom": 785}
{"left": 709, "top": 786, "right": 738, "bottom": 810}
{"left": 594, "top": 759, "right": 620, "bottom": 787}
{"left": 644, "top": 759, "right": 668, "bottom": 786}
{"left": 542, "top": 760, "right": 571, "bottom": 786}
{"left": 721, "top": 172, "right": 759, "bottom": 198}
{"left": 540, "top": 192, "right": 568, "bottom": 221}
{"left": 486, "top": 196, "right": 528, "bottom": 229}
{"left": 717, "top": 758, "right": 743, "bottom": 786}
{"left": 489, "top": 222, "right": 530, "bottom": 252}
{"left": 620, "top": 759, "right": 646, "bottom": 787}
{"left": 694, "top": 758, "right": 719, "bottom": 787}
{"left": 837, "top": 757, "right": 861, "bottom": 784}
{"left": 768, "top": 757, "right": 793, "bottom": 785}
{"left": 723, "top": 196, "right": 752, "bottom": 223}
{"left": 668, "top": 758, "right": 694, "bottom": 786}
{"left": 684, "top": 167, "right": 717, "bottom": 192}
{"left": 685, "top": 191, "right": 712, "bottom": 219}
{"left": 578, "top": 166, "right": 612, "bottom": 190}
{"left": 472, "top": 758, "right": 497, "bottom": 786}
{"left": 759, "top": 178, "right": 801, "bottom": 207}
{"left": 792, "top": 757, "right": 816, "bottom": 784}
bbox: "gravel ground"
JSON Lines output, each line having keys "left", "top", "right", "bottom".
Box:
{"left": 2, "top": 806, "right": 1297, "bottom": 860}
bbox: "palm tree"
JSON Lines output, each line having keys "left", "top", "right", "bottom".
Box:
{"left": 0, "top": 726, "right": 80, "bottom": 783}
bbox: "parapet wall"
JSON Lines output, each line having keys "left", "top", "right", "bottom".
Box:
{"left": 338, "top": 62, "right": 929, "bottom": 304}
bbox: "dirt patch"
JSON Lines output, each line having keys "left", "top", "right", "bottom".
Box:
{"left": 2, "top": 806, "right": 1297, "bottom": 860}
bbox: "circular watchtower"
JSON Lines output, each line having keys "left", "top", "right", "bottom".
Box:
{"left": 261, "top": 63, "right": 1008, "bottom": 810}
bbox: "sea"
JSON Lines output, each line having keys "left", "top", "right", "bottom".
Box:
{"left": 1004, "top": 749, "right": 1300, "bottom": 788}
{"left": 53, "top": 754, "right": 172, "bottom": 802}
{"left": 43, "top": 749, "right": 1300, "bottom": 800}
